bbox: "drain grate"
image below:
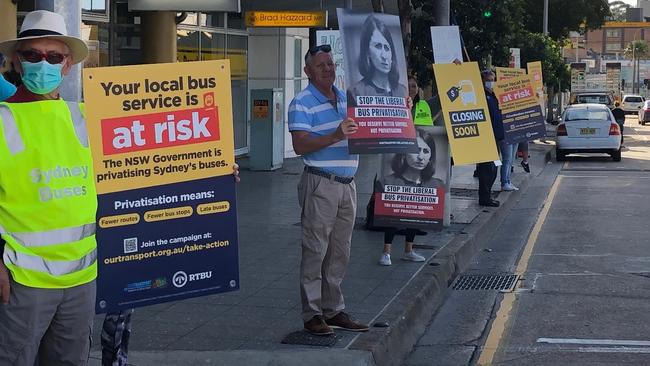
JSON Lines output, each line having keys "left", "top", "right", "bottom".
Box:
{"left": 452, "top": 274, "right": 519, "bottom": 291}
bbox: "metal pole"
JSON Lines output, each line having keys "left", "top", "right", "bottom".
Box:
{"left": 435, "top": 0, "right": 450, "bottom": 26}
{"left": 344, "top": 0, "right": 352, "bottom": 9}
{"left": 543, "top": 0, "right": 549, "bottom": 35}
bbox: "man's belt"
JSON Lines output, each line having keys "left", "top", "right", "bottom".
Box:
{"left": 304, "top": 166, "right": 353, "bottom": 184}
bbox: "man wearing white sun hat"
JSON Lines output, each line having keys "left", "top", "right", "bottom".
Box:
{"left": 0, "top": 10, "right": 96, "bottom": 366}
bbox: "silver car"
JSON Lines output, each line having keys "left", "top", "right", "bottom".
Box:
{"left": 556, "top": 104, "right": 622, "bottom": 162}
{"left": 638, "top": 100, "right": 650, "bottom": 125}
{"left": 622, "top": 94, "right": 645, "bottom": 114}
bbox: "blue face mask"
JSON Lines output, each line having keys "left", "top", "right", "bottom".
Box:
{"left": 20, "top": 60, "right": 63, "bottom": 95}
{"left": 0, "top": 73, "right": 16, "bottom": 101}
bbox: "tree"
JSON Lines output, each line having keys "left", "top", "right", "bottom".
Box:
{"left": 514, "top": 32, "right": 570, "bottom": 92}
{"left": 408, "top": 0, "right": 437, "bottom": 88}
{"left": 522, "top": 0, "right": 610, "bottom": 40}
{"left": 450, "top": 0, "right": 526, "bottom": 68}
{"left": 609, "top": 1, "right": 630, "bottom": 22}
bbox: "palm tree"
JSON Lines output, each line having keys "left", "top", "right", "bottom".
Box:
{"left": 624, "top": 40, "right": 649, "bottom": 93}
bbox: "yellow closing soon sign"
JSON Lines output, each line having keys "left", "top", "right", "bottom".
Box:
{"left": 432, "top": 62, "right": 499, "bottom": 165}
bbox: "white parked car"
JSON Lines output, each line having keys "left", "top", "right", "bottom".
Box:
{"left": 621, "top": 94, "right": 645, "bottom": 114}
{"left": 556, "top": 104, "right": 622, "bottom": 162}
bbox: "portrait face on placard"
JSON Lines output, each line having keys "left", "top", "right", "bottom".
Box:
{"left": 338, "top": 11, "right": 408, "bottom": 105}
{"left": 379, "top": 128, "right": 448, "bottom": 190}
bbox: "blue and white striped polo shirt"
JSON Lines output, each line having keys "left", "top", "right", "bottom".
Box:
{"left": 288, "top": 83, "right": 359, "bottom": 177}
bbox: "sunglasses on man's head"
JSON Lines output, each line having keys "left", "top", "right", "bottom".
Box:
{"left": 18, "top": 49, "right": 67, "bottom": 64}
{"left": 307, "top": 44, "right": 331, "bottom": 56}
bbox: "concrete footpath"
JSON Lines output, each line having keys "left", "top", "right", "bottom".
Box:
{"left": 89, "top": 136, "right": 555, "bottom": 366}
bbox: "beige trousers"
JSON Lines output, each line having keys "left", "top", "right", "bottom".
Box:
{"left": 298, "top": 171, "right": 356, "bottom": 322}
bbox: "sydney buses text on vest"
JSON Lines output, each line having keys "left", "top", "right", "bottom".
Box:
{"left": 100, "top": 107, "right": 220, "bottom": 155}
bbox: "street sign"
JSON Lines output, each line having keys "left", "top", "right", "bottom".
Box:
{"left": 244, "top": 11, "right": 327, "bottom": 27}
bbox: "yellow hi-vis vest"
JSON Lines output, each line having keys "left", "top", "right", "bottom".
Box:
{"left": 0, "top": 100, "right": 97, "bottom": 289}
{"left": 413, "top": 100, "right": 433, "bottom": 126}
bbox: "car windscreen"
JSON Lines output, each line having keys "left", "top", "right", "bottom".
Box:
{"left": 576, "top": 95, "right": 610, "bottom": 104}
{"left": 625, "top": 96, "right": 643, "bottom": 103}
{"left": 563, "top": 109, "right": 611, "bottom": 122}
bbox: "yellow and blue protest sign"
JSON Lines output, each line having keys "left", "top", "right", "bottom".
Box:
{"left": 432, "top": 62, "right": 499, "bottom": 165}
{"left": 83, "top": 60, "right": 239, "bottom": 313}
{"left": 494, "top": 74, "right": 547, "bottom": 144}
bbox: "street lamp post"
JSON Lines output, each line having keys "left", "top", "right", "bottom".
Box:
{"left": 543, "top": 0, "right": 548, "bottom": 35}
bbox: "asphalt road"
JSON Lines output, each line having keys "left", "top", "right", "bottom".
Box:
{"left": 406, "top": 115, "right": 650, "bottom": 366}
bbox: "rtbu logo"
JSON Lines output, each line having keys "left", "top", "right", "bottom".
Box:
{"left": 172, "top": 270, "right": 212, "bottom": 288}
{"left": 100, "top": 107, "right": 220, "bottom": 155}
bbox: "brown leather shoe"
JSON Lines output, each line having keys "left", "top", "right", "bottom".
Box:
{"left": 304, "top": 315, "right": 334, "bottom": 336}
{"left": 325, "top": 312, "right": 369, "bottom": 332}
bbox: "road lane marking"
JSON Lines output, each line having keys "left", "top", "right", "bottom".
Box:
{"left": 560, "top": 175, "right": 650, "bottom": 178}
{"left": 578, "top": 347, "right": 650, "bottom": 353}
{"left": 477, "top": 176, "right": 563, "bottom": 365}
{"left": 538, "top": 338, "right": 650, "bottom": 346}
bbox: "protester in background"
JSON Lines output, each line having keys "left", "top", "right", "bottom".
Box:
{"left": 611, "top": 101, "right": 625, "bottom": 145}
{"left": 377, "top": 131, "right": 443, "bottom": 266}
{"left": 0, "top": 10, "right": 97, "bottom": 365}
{"left": 347, "top": 15, "right": 407, "bottom": 105}
{"left": 518, "top": 142, "right": 530, "bottom": 173}
{"left": 497, "top": 129, "right": 518, "bottom": 190}
{"left": 409, "top": 75, "right": 433, "bottom": 126}
{"left": 289, "top": 44, "right": 369, "bottom": 336}
{"left": 477, "top": 69, "right": 503, "bottom": 207}
{"left": 427, "top": 85, "right": 444, "bottom": 127}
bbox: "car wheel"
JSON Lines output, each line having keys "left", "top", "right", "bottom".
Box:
{"left": 556, "top": 149, "right": 565, "bottom": 162}
{"left": 611, "top": 148, "right": 622, "bottom": 162}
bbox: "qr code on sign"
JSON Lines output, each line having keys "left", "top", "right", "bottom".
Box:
{"left": 123, "top": 238, "right": 138, "bottom": 253}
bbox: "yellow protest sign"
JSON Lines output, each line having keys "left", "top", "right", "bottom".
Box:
{"left": 83, "top": 60, "right": 235, "bottom": 194}
{"left": 84, "top": 60, "right": 240, "bottom": 313}
{"left": 432, "top": 62, "right": 499, "bottom": 165}
{"left": 527, "top": 61, "right": 544, "bottom": 93}
{"left": 495, "top": 67, "right": 526, "bottom": 81}
{"left": 493, "top": 74, "right": 547, "bottom": 144}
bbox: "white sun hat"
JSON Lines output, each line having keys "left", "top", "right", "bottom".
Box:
{"left": 0, "top": 10, "right": 88, "bottom": 65}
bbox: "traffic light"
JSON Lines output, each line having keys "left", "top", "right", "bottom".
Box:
{"left": 482, "top": 0, "right": 495, "bottom": 18}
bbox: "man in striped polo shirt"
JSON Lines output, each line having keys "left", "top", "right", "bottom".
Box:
{"left": 288, "top": 44, "right": 369, "bottom": 336}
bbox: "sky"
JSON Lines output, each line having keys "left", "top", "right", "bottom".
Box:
{"left": 618, "top": 0, "right": 638, "bottom": 6}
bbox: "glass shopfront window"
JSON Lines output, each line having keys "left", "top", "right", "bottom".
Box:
{"left": 177, "top": 29, "right": 200, "bottom": 62}
{"left": 82, "top": 0, "right": 109, "bottom": 20}
{"left": 81, "top": 22, "right": 110, "bottom": 68}
{"left": 227, "top": 12, "right": 245, "bottom": 30}
{"left": 201, "top": 32, "right": 226, "bottom": 60}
